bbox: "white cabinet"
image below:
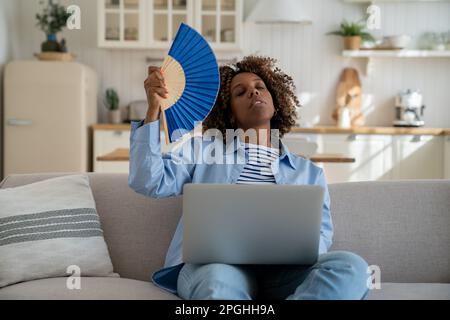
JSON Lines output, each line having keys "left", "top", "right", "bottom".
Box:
{"left": 297, "top": 133, "right": 446, "bottom": 183}
{"left": 94, "top": 129, "right": 131, "bottom": 173}
{"left": 149, "top": 0, "right": 194, "bottom": 48}
{"left": 93, "top": 127, "right": 172, "bottom": 173}
{"left": 92, "top": 126, "right": 450, "bottom": 178}
{"left": 195, "top": 0, "right": 242, "bottom": 50}
{"left": 392, "top": 135, "right": 444, "bottom": 180}
{"left": 98, "top": 0, "right": 147, "bottom": 48}
{"left": 98, "top": 0, "right": 243, "bottom": 50}
{"left": 282, "top": 133, "right": 319, "bottom": 158}
{"left": 317, "top": 134, "right": 393, "bottom": 184}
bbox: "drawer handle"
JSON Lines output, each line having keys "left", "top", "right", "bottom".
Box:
{"left": 7, "top": 118, "right": 33, "bottom": 126}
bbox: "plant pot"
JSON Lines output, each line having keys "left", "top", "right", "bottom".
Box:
{"left": 108, "top": 110, "right": 122, "bottom": 124}
{"left": 41, "top": 34, "right": 61, "bottom": 52}
{"left": 344, "top": 36, "right": 361, "bottom": 50}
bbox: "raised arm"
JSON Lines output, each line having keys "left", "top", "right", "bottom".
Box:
{"left": 128, "top": 66, "right": 195, "bottom": 199}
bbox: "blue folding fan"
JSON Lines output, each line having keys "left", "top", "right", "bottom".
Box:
{"left": 160, "top": 23, "right": 220, "bottom": 144}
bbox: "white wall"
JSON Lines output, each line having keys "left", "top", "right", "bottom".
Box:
{"left": 0, "top": 0, "right": 20, "bottom": 180}
{"left": 9, "top": 0, "right": 450, "bottom": 128}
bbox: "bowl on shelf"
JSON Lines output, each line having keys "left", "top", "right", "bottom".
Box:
{"left": 384, "top": 35, "right": 411, "bottom": 49}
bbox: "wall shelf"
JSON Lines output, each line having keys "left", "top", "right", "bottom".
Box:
{"left": 342, "top": 0, "right": 450, "bottom": 3}
{"left": 343, "top": 50, "right": 450, "bottom": 58}
{"left": 342, "top": 50, "right": 450, "bottom": 75}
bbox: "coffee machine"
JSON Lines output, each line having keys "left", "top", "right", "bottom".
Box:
{"left": 393, "top": 89, "right": 426, "bottom": 127}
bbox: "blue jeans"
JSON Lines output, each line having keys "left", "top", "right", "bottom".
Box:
{"left": 177, "top": 251, "right": 370, "bottom": 300}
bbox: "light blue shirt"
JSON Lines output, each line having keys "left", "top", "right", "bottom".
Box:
{"left": 128, "top": 120, "right": 333, "bottom": 294}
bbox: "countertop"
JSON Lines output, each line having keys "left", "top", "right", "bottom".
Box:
{"left": 91, "top": 124, "right": 450, "bottom": 136}
{"left": 290, "top": 126, "right": 450, "bottom": 136}
{"left": 96, "top": 148, "right": 356, "bottom": 164}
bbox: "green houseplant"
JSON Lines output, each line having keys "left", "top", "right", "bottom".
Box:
{"left": 105, "top": 88, "right": 121, "bottom": 124}
{"left": 36, "top": 0, "right": 71, "bottom": 52}
{"left": 327, "top": 19, "right": 375, "bottom": 50}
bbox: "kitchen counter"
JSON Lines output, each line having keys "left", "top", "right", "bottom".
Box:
{"left": 290, "top": 126, "right": 450, "bottom": 136}
{"left": 91, "top": 123, "right": 166, "bottom": 132}
{"left": 92, "top": 123, "right": 133, "bottom": 131}
{"left": 97, "top": 148, "right": 355, "bottom": 164}
{"left": 92, "top": 124, "right": 450, "bottom": 136}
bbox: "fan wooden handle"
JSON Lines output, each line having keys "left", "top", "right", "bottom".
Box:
{"left": 161, "top": 109, "right": 171, "bottom": 145}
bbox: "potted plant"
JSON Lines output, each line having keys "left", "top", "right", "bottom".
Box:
{"left": 35, "top": 0, "right": 71, "bottom": 53}
{"left": 105, "top": 88, "right": 121, "bottom": 124}
{"left": 327, "top": 19, "right": 375, "bottom": 50}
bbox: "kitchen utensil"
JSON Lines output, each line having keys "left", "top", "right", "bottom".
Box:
{"left": 385, "top": 35, "right": 411, "bottom": 49}
{"left": 338, "top": 94, "right": 352, "bottom": 128}
{"left": 333, "top": 68, "right": 365, "bottom": 127}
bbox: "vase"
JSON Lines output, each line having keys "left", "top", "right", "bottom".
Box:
{"left": 343, "top": 36, "right": 361, "bottom": 50}
{"left": 108, "top": 110, "right": 122, "bottom": 124}
{"left": 41, "top": 34, "right": 61, "bottom": 52}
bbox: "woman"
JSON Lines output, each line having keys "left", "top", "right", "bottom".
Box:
{"left": 129, "top": 56, "right": 369, "bottom": 300}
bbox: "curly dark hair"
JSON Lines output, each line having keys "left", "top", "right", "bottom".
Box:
{"left": 202, "top": 55, "right": 300, "bottom": 141}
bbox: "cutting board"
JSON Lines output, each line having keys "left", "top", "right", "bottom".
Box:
{"left": 332, "top": 68, "right": 365, "bottom": 127}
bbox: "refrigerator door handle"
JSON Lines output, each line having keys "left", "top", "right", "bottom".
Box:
{"left": 7, "top": 118, "right": 33, "bottom": 126}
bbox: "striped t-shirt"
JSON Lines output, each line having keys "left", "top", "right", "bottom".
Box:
{"left": 236, "top": 143, "right": 279, "bottom": 185}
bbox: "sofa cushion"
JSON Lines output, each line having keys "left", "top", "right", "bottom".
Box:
{"left": 2, "top": 279, "right": 447, "bottom": 300}
{"left": 330, "top": 180, "right": 450, "bottom": 283}
{"left": 2, "top": 174, "right": 449, "bottom": 286}
{"left": 0, "top": 174, "right": 117, "bottom": 288}
{"left": 367, "top": 283, "right": 450, "bottom": 300}
{"left": 0, "top": 277, "right": 180, "bottom": 300}
{"left": 0, "top": 172, "right": 183, "bottom": 283}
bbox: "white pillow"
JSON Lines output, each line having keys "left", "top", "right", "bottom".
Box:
{"left": 0, "top": 174, "right": 118, "bottom": 288}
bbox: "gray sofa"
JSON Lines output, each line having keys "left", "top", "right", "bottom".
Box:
{"left": 0, "top": 173, "right": 449, "bottom": 300}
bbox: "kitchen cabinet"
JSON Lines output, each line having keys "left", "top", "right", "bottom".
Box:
{"left": 98, "top": 0, "right": 243, "bottom": 50}
{"left": 284, "top": 133, "right": 392, "bottom": 183}
{"left": 93, "top": 125, "right": 171, "bottom": 173}
{"left": 312, "top": 134, "right": 446, "bottom": 183}
{"left": 92, "top": 124, "right": 450, "bottom": 178}
{"left": 98, "top": 0, "right": 147, "bottom": 48}
{"left": 148, "top": 0, "right": 194, "bottom": 49}
{"left": 94, "top": 129, "right": 131, "bottom": 173}
{"left": 391, "top": 135, "right": 444, "bottom": 180}
{"left": 317, "top": 134, "right": 393, "bottom": 184}
{"left": 194, "top": 0, "right": 243, "bottom": 51}
{"left": 282, "top": 133, "right": 319, "bottom": 159}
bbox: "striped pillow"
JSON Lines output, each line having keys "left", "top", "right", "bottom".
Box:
{"left": 0, "top": 174, "right": 117, "bottom": 288}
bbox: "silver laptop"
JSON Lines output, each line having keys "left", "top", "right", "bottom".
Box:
{"left": 182, "top": 184, "right": 325, "bottom": 265}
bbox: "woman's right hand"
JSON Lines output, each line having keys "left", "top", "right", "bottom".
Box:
{"left": 144, "top": 66, "right": 169, "bottom": 124}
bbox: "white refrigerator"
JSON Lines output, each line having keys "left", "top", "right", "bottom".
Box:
{"left": 3, "top": 61, "right": 97, "bottom": 176}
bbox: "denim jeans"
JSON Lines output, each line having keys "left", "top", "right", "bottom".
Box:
{"left": 177, "top": 251, "right": 370, "bottom": 300}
